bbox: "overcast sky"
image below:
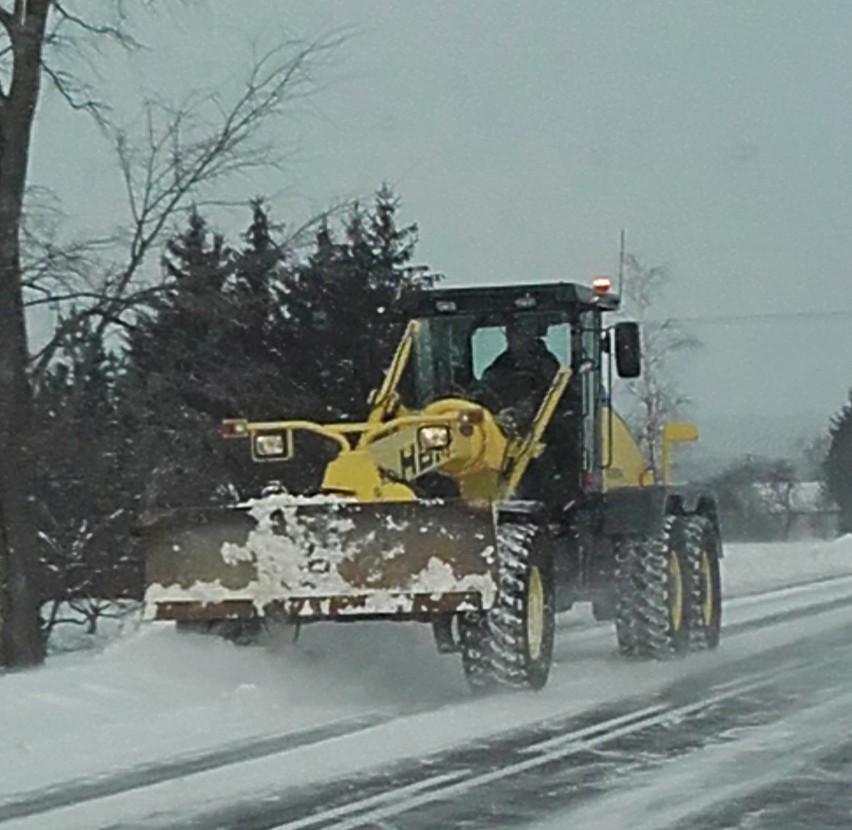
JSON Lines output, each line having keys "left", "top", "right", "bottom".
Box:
{"left": 31, "top": 0, "right": 852, "bottom": 466}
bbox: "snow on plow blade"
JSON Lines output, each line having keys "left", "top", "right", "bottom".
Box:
{"left": 141, "top": 496, "right": 498, "bottom": 622}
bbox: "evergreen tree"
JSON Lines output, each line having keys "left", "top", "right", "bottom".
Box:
{"left": 362, "top": 184, "right": 436, "bottom": 394}
{"left": 226, "top": 200, "right": 300, "bottom": 417}
{"left": 288, "top": 186, "right": 437, "bottom": 421}
{"left": 120, "top": 205, "right": 314, "bottom": 503}
{"left": 825, "top": 391, "right": 852, "bottom": 534}
{"left": 121, "top": 210, "right": 239, "bottom": 509}
{"left": 369, "top": 183, "right": 421, "bottom": 292}
{"left": 31, "top": 318, "right": 140, "bottom": 610}
{"left": 130, "top": 209, "right": 235, "bottom": 415}
{"left": 119, "top": 189, "right": 436, "bottom": 505}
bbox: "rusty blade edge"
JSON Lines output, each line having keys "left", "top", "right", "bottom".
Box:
{"left": 154, "top": 592, "right": 486, "bottom": 622}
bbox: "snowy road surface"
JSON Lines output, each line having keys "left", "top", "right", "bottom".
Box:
{"left": 1, "top": 538, "right": 851, "bottom": 829}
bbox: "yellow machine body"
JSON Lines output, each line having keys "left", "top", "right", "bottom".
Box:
{"left": 142, "top": 302, "right": 694, "bottom": 625}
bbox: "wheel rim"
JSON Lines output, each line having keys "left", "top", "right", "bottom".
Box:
{"left": 668, "top": 552, "right": 684, "bottom": 632}
{"left": 527, "top": 566, "right": 545, "bottom": 660}
{"left": 700, "top": 550, "right": 714, "bottom": 626}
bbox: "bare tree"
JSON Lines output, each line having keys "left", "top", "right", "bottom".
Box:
{"left": 0, "top": 1, "right": 55, "bottom": 667}
{"left": 0, "top": 0, "right": 340, "bottom": 666}
{"left": 620, "top": 254, "right": 700, "bottom": 478}
{"left": 32, "top": 36, "right": 339, "bottom": 378}
{"left": 709, "top": 455, "right": 797, "bottom": 541}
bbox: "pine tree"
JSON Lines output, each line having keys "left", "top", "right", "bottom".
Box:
{"left": 121, "top": 210, "right": 239, "bottom": 509}
{"left": 825, "top": 391, "right": 852, "bottom": 534}
{"left": 119, "top": 190, "right": 436, "bottom": 505}
{"left": 31, "top": 318, "right": 139, "bottom": 611}
{"left": 227, "top": 200, "right": 299, "bottom": 416}
{"left": 286, "top": 217, "right": 347, "bottom": 419}
{"left": 163, "top": 210, "right": 230, "bottom": 294}
{"left": 369, "top": 183, "right": 420, "bottom": 293}
{"left": 363, "top": 185, "right": 435, "bottom": 393}
{"left": 120, "top": 205, "right": 314, "bottom": 502}
{"left": 288, "top": 186, "right": 437, "bottom": 422}
{"left": 134, "top": 210, "right": 235, "bottom": 413}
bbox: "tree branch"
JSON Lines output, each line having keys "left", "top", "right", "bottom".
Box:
{"left": 0, "top": 5, "right": 16, "bottom": 36}
{"left": 40, "top": 59, "right": 108, "bottom": 122}
{"left": 51, "top": 1, "right": 141, "bottom": 50}
{"left": 28, "top": 35, "right": 344, "bottom": 386}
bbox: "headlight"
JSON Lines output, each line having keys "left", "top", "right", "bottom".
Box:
{"left": 418, "top": 425, "right": 451, "bottom": 450}
{"left": 254, "top": 433, "right": 287, "bottom": 457}
{"left": 221, "top": 418, "right": 249, "bottom": 438}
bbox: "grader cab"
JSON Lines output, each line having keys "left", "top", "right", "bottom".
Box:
{"left": 141, "top": 280, "right": 722, "bottom": 691}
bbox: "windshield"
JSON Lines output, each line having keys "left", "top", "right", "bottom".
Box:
{"left": 405, "top": 314, "right": 572, "bottom": 407}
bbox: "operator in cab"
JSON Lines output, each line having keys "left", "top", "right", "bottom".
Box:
{"left": 473, "top": 318, "right": 560, "bottom": 433}
{"left": 473, "top": 316, "right": 581, "bottom": 511}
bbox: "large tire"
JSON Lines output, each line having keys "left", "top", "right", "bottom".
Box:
{"left": 614, "top": 536, "right": 640, "bottom": 655}
{"left": 684, "top": 515, "right": 722, "bottom": 651}
{"left": 459, "top": 521, "right": 555, "bottom": 691}
{"left": 458, "top": 610, "right": 495, "bottom": 692}
{"left": 614, "top": 516, "right": 690, "bottom": 659}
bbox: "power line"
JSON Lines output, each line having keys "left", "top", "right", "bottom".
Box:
{"left": 661, "top": 308, "right": 852, "bottom": 326}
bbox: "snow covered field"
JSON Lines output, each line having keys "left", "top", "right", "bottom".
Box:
{"left": 1, "top": 537, "right": 850, "bottom": 829}
{"left": 721, "top": 535, "right": 852, "bottom": 597}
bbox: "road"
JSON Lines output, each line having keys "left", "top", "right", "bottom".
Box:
{"left": 2, "top": 570, "right": 851, "bottom": 830}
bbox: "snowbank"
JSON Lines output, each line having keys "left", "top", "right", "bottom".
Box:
{"left": 722, "top": 534, "right": 852, "bottom": 598}
{"left": 0, "top": 535, "right": 850, "bottom": 804}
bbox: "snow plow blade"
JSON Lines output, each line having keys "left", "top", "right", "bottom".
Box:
{"left": 141, "top": 497, "right": 498, "bottom": 622}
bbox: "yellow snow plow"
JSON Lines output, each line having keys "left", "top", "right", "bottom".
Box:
{"left": 142, "top": 281, "right": 722, "bottom": 690}
{"left": 143, "top": 494, "right": 499, "bottom": 621}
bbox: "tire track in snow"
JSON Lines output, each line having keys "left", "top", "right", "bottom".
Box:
{"left": 2, "top": 577, "right": 851, "bottom": 826}
{"left": 551, "top": 662, "right": 852, "bottom": 830}
{"left": 170, "top": 646, "right": 847, "bottom": 830}
{"left": 0, "top": 710, "right": 411, "bottom": 824}
{"left": 684, "top": 733, "right": 852, "bottom": 830}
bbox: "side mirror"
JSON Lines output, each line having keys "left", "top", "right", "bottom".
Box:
{"left": 614, "top": 322, "right": 641, "bottom": 378}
